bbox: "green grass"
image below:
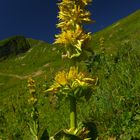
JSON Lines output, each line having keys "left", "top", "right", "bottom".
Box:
{"left": 0, "top": 9, "right": 140, "bottom": 140}
{"left": 90, "top": 9, "right": 140, "bottom": 55}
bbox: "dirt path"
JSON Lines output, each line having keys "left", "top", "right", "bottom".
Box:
{"left": 0, "top": 69, "right": 44, "bottom": 80}
{"left": 0, "top": 72, "right": 26, "bottom": 79}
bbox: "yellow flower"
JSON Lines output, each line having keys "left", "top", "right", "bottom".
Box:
{"left": 27, "top": 77, "right": 36, "bottom": 94}
{"left": 28, "top": 97, "right": 37, "bottom": 104}
{"left": 81, "top": 0, "right": 92, "bottom": 6}
{"left": 28, "top": 77, "right": 35, "bottom": 85}
{"left": 68, "top": 66, "right": 78, "bottom": 80}
{"left": 55, "top": 25, "right": 91, "bottom": 58}
{"left": 55, "top": 71, "right": 67, "bottom": 86}
{"left": 54, "top": 0, "right": 93, "bottom": 59}
{"left": 46, "top": 66, "right": 97, "bottom": 99}
{"left": 46, "top": 83, "right": 60, "bottom": 93}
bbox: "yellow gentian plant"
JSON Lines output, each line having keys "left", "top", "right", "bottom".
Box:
{"left": 27, "top": 77, "right": 39, "bottom": 140}
{"left": 46, "top": 66, "right": 97, "bottom": 130}
{"left": 45, "top": 0, "right": 97, "bottom": 139}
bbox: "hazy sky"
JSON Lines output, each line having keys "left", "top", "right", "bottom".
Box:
{"left": 0, "top": 0, "right": 140, "bottom": 43}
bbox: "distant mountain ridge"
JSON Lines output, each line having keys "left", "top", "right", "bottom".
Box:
{"left": 0, "top": 35, "right": 30, "bottom": 60}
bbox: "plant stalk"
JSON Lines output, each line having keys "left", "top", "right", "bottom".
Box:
{"left": 70, "top": 96, "right": 77, "bottom": 129}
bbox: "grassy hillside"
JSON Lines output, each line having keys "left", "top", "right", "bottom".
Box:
{"left": 0, "top": 10, "right": 140, "bottom": 140}
{"left": 0, "top": 37, "right": 72, "bottom": 139}
{"left": 90, "top": 9, "right": 140, "bottom": 54}
{"left": 87, "top": 9, "right": 140, "bottom": 139}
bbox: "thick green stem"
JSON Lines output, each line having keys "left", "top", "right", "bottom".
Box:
{"left": 70, "top": 96, "right": 77, "bottom": 129}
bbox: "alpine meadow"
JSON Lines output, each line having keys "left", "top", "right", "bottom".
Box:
{"left": 0, "top": 0, "right": 140, "bottom": 139}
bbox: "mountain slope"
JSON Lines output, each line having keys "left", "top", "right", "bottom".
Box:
{"left": 90, "top": 9, "right": 140, "bottom": 54}
{"left": 0, "top": 9, "right": 140, "bottom": 98}
{"left": 0, "top": 9, "right": 140, "bottom": 139}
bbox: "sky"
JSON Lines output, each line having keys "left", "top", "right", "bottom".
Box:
{"left": 0, "top": 0, "right": 140, "bottom": 43}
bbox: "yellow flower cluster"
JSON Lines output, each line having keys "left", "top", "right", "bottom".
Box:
{"left": 27, "top": 77, "right": 37, "bottom": 104}
{"left": 46, "top": 66, "right": 97, "bottom": 98}
{"left": 54, "top": 0, "right": 93, "bottom": 58}
{"left": 28, "top": 77, "right": 36, "bottom": 94}
{"left": 99, "top": 36, "right": 105, "bottom": 52}
{"left": 28, "top": 97, "right": 37, "bottom": 105}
